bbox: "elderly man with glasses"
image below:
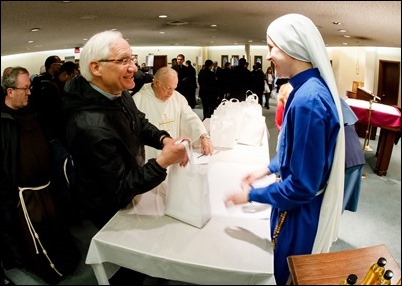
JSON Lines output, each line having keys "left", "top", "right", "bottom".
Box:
{"left": 62, "top": 30, "right": 191, "bottom": 285}
{"left": 62, "top": 30, "right": 189, "bottom": 231}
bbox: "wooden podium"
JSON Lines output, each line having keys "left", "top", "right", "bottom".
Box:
{"left": 287, "top": 244, "right": 401, "bottom": 285}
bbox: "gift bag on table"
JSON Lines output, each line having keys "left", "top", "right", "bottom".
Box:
{"left": 165, "top": 140, "right": 211, "bottom": 228}
{"left": 237, "top": 92, "right": 266, "bottom": 146}
{"left": 210, "top": 98, "right": 242, "bottom": 149}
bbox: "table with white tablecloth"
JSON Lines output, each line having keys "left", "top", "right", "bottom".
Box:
{"left": 86, "top": 128, "right": 276, "bottom": 285}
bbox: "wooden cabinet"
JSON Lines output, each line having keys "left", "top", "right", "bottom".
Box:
{"left": 287, "top": 244, "right": 401, "bottom": 285}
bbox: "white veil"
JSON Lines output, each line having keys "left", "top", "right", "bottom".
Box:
{"left": 267, "top": 13, "right": 345, "bottom": 253}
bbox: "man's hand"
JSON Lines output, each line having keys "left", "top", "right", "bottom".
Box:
{"left": 156, "top": 138, "right": 190, "bottom": 168}
{"left": 200, "top": 135, "right": 214, "bottom": 155}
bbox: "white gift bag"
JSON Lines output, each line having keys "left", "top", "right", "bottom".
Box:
{"left": 237, "top": 92, "right": 266, "bottom": 146}
{"left": 210, "top": 98, "right": 242, "bottom": 148}
{"left": 210, "top": 114, "right": 238, "bottom": 148}
{"left": 165, "top": 141, "right": 211, "bottom": 228}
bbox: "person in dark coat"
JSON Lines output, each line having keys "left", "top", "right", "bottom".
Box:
{"left": 0, "top": 66, "right": 15, "bottom": 286}
{"left": 173, "top": 54, "right": 195, "bottom": 108}
{"left": 198, "top": 59, "right": 219, "bottom": 119}
{"left": 1, "top": 67, "right": 80, "bottom": 285}
{"left": 341, "top": 99, "right": 365, "bottom": 213}
{"left": 229, "top": 57, "right": 251, "bottom": 101}
{"left": 250, "top": 62, "right": 266, "bottom": 105}
{"left": 62, "top": 31, "right": 189, "bottom": 285}
{"left": 185, "top": 60, "right": 198, "bottom": 108}
{"left": 62, "top": 30, "right": 189, "bottom": 229}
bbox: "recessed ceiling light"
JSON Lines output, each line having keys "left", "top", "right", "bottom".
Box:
{"left": 30, "top": 28, "right": 40, "bottom": 32}
{"left": 28, "top": 40, "right": 34, "bottom": 43}
{"left": 167, "top": 20, "right": 188, "bottom": 26}
{"left": 343, "top": 35, "right": 351, "bottom": 38}
{"left": 338, "top": 29, "right": 347, "bottom": 33}
{"left": 159, "top": 15, "right": 168, "bottom": 18}
{"left": 210, "top": 24, "right": 217, "bottom": 27}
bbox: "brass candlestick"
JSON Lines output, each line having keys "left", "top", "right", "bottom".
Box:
{"left": 362, "top": 93, "right": 380, "bottom": 151}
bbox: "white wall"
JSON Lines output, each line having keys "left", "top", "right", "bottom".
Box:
{"left": 133, "top": 46, "right": 203, "bottom": 69}
{"left": 325, "top": 46, "right": 400, "bottom": 106}
{"left": 328, "top": 47, "right": 366, "bottom": 98}
{"left": 1, "top": 45, "right": 271, "bottom": 76}
{"left": 2, "top": 45, "right": 400, "bottom": 106}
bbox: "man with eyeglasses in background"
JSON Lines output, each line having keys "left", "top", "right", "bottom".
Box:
{"left": 1, "top": 67, "right": 81, "bottom": 284}
{"left": 0, "top": 66, "right": 16, "bottom": 286}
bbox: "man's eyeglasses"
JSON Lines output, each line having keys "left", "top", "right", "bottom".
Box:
{"left": 11, "top": 86, "right": 31, "bottom": 93}
{"left": 98, "top": 55, "right": 136, "bottom": 66}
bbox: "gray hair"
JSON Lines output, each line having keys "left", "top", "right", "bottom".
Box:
{"left": 2, "top": 66, "right": 29, "bottom": 93}
{"left": 79, "top": 30, "right": 124, "bottom": 81}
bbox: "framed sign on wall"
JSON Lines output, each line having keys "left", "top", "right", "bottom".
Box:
{"left": 231, "top": 55, "right": 239, "bottom": 66}
{"left": 254, "top": 55, "right": 262, "bottom": 65}
{"left": 221, "top": 55, "right": 228, "bottom": 67}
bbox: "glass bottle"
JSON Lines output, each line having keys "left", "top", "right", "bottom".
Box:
{"left": 340, "top": 274, "right": 358, "bottom": 285}
{"left": 375, "top": 270, "right": 393, "bottom": 285}
{"left": 361, "top": 257, "right": 387, "bottom": 285}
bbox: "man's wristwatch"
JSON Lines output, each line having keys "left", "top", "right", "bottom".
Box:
{"left": 200, "top": 133, "right": 210, "bottom": 140}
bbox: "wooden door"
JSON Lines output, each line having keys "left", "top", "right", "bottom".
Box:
{"left": 153, "top": 55, "right": 167, "bottom": 74}
{"left": 377, "top": 60, "right": 400, "bottom": 106}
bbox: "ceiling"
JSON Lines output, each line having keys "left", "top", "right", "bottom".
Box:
{"left": 1, "top": 1, "right": 401, "bottom": 57}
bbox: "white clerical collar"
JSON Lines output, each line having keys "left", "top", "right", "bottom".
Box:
{"left": 90, "top": 82, "right": 122, "bottom": 100}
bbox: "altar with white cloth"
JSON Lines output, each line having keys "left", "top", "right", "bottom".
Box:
{"left": 86, "top": 128, "right": 276, "bottom": 285}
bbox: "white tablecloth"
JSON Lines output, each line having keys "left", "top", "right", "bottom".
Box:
{"left": 346, "top": 98, "right": 400, "bottom": 116}
{"left": 86, "top": 135, "right": 276, "bottom": 285}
